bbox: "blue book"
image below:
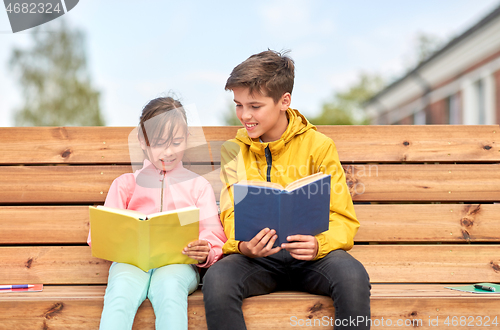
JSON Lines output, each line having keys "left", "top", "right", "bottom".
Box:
{"left": 234, "top": 173, "right": 331, "bottom": 245}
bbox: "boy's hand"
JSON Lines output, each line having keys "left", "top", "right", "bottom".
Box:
{"left": 281, "top": 235, "right": 318, "bottom": 260}
{"left": 239, "top": 228, "right": 281, "bottom": 258}
{"left": 183, "top": 240, "right": 210, "bottom": 263}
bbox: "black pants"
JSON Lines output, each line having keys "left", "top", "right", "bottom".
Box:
{"left": 202, "top": 249, "right": 371, "bottom": 329}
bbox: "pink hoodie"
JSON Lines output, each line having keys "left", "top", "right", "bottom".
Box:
{"left": 88, "top": 159, "right": 226, "bottom": 268}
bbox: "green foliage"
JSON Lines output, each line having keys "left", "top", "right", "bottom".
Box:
{"left": 309, "top": 73, "right": 385, "bottom": 125}
{"left": 403, "top": 32, "right": 443, "bottom": 71}
{"left": 414, "top": 32, "right": 442, "bottom": 64}
{"left": 221, "top": 100, "right": 242, "bottom": 126}
{"left": 9, "top": 20, "right": 104, "bottom": 126}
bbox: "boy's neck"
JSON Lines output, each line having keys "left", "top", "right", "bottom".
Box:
{"left": 260, "top": 111, "right": 289, "bottom": 143}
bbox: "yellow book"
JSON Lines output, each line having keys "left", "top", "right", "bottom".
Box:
{"left": 89, "top": 205, "right": 199, "bottom": 272}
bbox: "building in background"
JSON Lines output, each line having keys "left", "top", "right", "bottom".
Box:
{"left": 364, "top": 4, "right": 500, "bottom": 125}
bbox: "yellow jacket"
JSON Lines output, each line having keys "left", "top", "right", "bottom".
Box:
{"left": 219, "top": 108, "right": 359, "bottom": 259}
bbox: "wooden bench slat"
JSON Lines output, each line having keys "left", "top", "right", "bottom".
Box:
{"left": 323, "top": 124, "right": 500, "bottom": 163}
{"left": 1, "top": 286, "right": 499, "bottom": 330}
{"left": 0, "top": 165, "right": 218, "bottom": 204}
{"left": 0, "top": 126, "right": 219, "bottom": 165}
{"left": 1, "top": 126, "right": 498, "bottom": 165}
{"left": 347, "top": 164, "right": 500, "bottom": 202}
{"left": 0, "top": 206, "right": 89, "bottom": 244}
{"left": 355, "top": 245, "right": 500, "bottom": 283}
{"left": 1, "top": 164, "right": 499, "bottom": 204}
{"left": 2, "top": 204, "right": 499, "bottom": 244}
{"left": 0, "top": 165, "right": 131, "bottom": 204}
{"left": 0, "top": 246, "right": 112, "bottom": 284}
{"left": 1, "top": 245, "right": 499, "bottom": 284}
{"left": 354, "top": 203, "right": 500, "bottom": 242}
{"left": 0, "top": 127, "right": 134, "bottom": 165}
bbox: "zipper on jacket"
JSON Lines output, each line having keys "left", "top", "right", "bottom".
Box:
{"left": 160, "top": 171, "right": 165, "bottom": 212}
{"left": 264, "top": 146, "right": 272, "bottom": 182}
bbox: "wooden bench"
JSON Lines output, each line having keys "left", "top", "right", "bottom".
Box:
{"left": 1, "top": 125, "right": 499, "bottom": 329}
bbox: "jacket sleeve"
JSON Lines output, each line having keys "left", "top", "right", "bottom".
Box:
{"left": 219, "top": 141, "right": 246, "bottom": 255}
{"left": 87, "top": 174, "right": 134, "bottom": 246}
{"left": 314, "top": 140, "right": 359, "bottom": 259}
{"left": 196, "top": 181, "right": 227, "bottom": 267}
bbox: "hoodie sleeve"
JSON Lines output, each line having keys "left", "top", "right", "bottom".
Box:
{"left": 87, "top": 174, "right": 134, "bottom": 246}
{"left": 219, "top": 141, "right": 246, "bottom": 255}
{"left": 195, "top": 181, "right": 227, "bottom": 267}
{"left": 314, "top": 140, "right": 360, "bottom": 259}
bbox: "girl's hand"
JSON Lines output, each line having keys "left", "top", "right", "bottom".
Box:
{"left": 183, "top": 240, "right": 210, "bottom": 263}
{"left": 281, "top": 235, "right": 318, "bottom": 260}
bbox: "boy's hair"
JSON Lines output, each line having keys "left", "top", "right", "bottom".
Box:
{"left": 225, "top": 50, "right": 294, "bottom": 103}
{"left": 138, "top": 96, "right": 187, "bottom": 149}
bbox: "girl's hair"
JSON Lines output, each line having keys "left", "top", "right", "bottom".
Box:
{"left": 138, "top": 96, "right": 188, "bottom": 149}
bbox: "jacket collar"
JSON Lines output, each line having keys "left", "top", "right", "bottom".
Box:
{"left": 141, "top": 159, "right": 184, "bottom": 175}
{"left": 235, "top": 108, "right": 316, "bottom": 156}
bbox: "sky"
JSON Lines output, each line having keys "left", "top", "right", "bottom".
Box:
{"left": 1, "top": 0, "right": 500, "bottom": 127}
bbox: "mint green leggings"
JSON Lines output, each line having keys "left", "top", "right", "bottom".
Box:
{"left": 99, "top": 262, "right": 199, "bottom": 330}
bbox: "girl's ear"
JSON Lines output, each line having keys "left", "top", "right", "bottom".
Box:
{"left": 137, "top": 131, "right": 149, "bottom": 151}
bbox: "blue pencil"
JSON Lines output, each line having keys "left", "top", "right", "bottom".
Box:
{"left": 0, "top": 284, "right": 34, "bottom": 290}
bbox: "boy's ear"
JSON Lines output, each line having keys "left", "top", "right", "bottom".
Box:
{"left": 280, "top": 92, "right": 291, "bottom": 111}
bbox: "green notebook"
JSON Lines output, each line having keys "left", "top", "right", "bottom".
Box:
{"left": 445, "top": 283, "right": 500, "bottom": 294}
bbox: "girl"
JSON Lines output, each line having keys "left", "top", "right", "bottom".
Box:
{"left": 88, "top": 96, "right": 226, "bottom": 329}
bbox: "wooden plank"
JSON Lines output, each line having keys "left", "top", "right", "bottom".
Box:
{"left": 1, "top": 245, "right": 499, "bottom": 284}
{"left": 321, "top": 124, "right": 500, "bottom": 163}
{"left": 0, "top": 165, "right": 219, "bottom": 204}
{"left": 346, "top": 164, "right": 500, "bottom": 202}
{"left": 3, "top": 204, "right": 500, "bottom": 245}
{"left": 354, "top": 204, "right": 500, "bottom": 242}
{"left": 353, "top": 245, "right": 500, "bottom": 283}
{"left": 0, "top": 165, "right": 130, "bottom": 204}
{"left": 1, "top": 125, "right": 499, "bottom": 165}
{"left": 209, "top": 125, "right": 500, "bottom": 164}
{"left": 1, "top": 164, "right": 499, "bottom": 204}
{"left": 0, "top": 126, "right": 220, "bottom": 165}
{"left": 0, "top": 206, "right": 89, "bottom": 244}
{"left": 0, "top": 127, "right": 135, "bottom": 165}
{"left": 0, "top": 286, "right": 156, "bottom": 330}
{"left": 1, "top": 286, "right": 499, "bottom": 330}
{"left": 0, "top": 246, "right": 112, "bottom": 284}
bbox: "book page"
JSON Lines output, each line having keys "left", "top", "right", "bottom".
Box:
{"left": 236, "top": 180, "right": 284, "bottom": 191}
{"left": 148, "top": 208, "right": 199, "bottom": 269}
{"left": 284, "top": 172, "right": 328, "bottom": 192}
{"left": 148, "top": 205, "right": 199, "bottom": 220}
{"left": 96, "top": 205, "right": 147, "bottom": 219}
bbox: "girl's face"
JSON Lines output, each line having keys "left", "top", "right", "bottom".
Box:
{"left": 141, "top": 123, "right": 187, "bottom": 172}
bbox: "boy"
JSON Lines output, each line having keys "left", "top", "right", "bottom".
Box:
{"left": 203, "top": 50, "right": 371, "bottom": 329}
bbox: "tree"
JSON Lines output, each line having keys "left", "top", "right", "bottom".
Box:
{"left": 9, "top": 19, "right": 104, "bottom": 126}
{"left": 221, "top": 100, "right": 241, "bottom": 126}
{"left": 403, "top": 32, "right": 443, "bottom": 70}
{"left": 309, "top": 72, "right": 385, "bottom": 125}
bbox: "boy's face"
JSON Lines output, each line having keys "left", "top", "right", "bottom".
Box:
{"left": 233, "top": 87, "right": 291, "bottom": 143}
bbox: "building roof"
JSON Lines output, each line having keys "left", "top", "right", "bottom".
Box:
{"left": 365, "top": 3, "right": 500, "bottom": 106}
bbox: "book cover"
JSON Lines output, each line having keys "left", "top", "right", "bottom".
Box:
{"left": 233, "top": 173, "right": 331, "bottom": 245}
{"left": 445, "top": 283, "right": 500, "bottom": 294}
{"left": 89, "top": 206, "right": 199, "bottom": 272}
